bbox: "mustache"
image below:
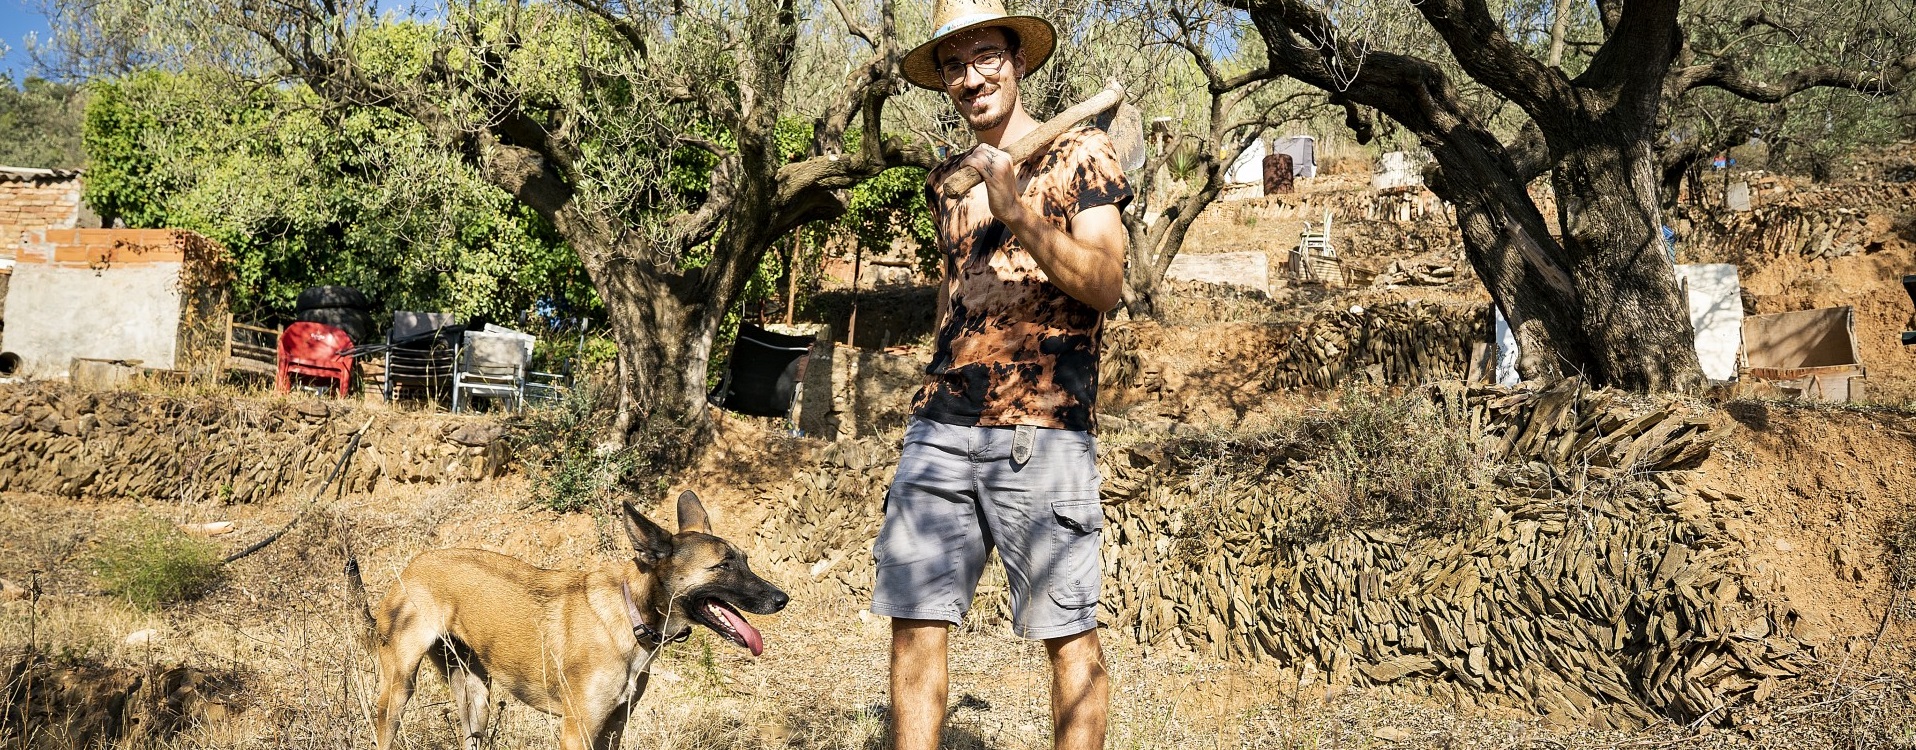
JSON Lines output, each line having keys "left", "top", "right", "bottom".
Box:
{"left": 956, "top": 82, "right": 996, "bottom": 101}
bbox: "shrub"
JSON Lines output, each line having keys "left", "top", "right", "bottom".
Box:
{"left": 91, "top": 516, "right": 224, "bottom": 609}
{"left": 511, "top": 381, "right": 649, "bottom": 513}
{"left": 1884, "top": 507, "right": 1916, "bottom": 594}
{"left": 1149, "top": 386, "right": 1488, "bottom": 544}
{"left": 1301, "top": 387, "right": 1486, "bottom": 535}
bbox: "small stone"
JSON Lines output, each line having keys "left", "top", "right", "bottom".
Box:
{"left": 179, "top": 521, "right": 235, "bottom": 536}
{"left": 1773, "top": 539, "right": 1794, "bottom": 552}
{"left": 125, "top": 628, "right": 159, "bottom": 646}
{"left": 1372, "top": 727, "right": 1413, "bottom": 743}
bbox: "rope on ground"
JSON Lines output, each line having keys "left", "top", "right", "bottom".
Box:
{"left": 223, "top": 416, "right": 376, "bottom": 565}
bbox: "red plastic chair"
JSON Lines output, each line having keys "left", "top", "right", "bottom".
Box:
{"left": 277, "top": 321, "right": 355, "bottom": 395}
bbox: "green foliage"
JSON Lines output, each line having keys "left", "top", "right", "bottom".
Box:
{"left": 90, "top": 515, "right": 223, "bottom": 610}
{"left": 513, "top": 382, "right": 646, "bottom": 513}
{"left": 81, "top": 69, "right": 598, "bottom": 325}
{"left": 1165, "top": 139, "right": 1203, "bottom": 182}
{"left": 0, "top": 76, "right": 87, "bottom": 169}
{"left": 837, "top": 165, "right": 936, "bottom": 275}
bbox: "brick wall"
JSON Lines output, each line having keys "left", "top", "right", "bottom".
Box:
{"left": 0, "top": 170, "right": 85, "bottom": 262}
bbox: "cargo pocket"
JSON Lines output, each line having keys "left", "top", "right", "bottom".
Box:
{"left": 1051, "top": 496, "right": 1103, "bottom": 534}
{"left": 1049, "top": 495, "right": 1103, "bottom": 608}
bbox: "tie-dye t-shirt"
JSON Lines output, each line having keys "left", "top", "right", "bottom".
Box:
{"left": 911, "top": 125, "right": 1133, "bottom": 432}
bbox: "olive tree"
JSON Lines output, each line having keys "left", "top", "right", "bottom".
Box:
{"left": 51, "top": 0, "right": 936, "bottom": 453}
{"left": 1110, "top": 0, "right": 1316, "bottom": 318}
{"left": 1226, "top": 0, "right": 1916, "bottom": 390}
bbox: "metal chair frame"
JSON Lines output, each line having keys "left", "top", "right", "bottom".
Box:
{"left": 452, "top": 328, "right": 535, "bottom": 413}
{"left": 382, "top": 312, "right": 459, "bottom": 404}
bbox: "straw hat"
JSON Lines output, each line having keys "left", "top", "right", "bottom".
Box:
{"left": 901, "top": 0, "right": 1056, "bottom": 91}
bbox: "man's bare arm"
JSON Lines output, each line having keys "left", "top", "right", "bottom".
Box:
{"left": 959, "top": 144, "right": 1125, "bottom": 312}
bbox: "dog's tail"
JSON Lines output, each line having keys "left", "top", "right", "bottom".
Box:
{"left": 343, "top": 554, "right": 380, "bottom": 650}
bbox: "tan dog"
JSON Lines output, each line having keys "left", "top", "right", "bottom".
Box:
{"left": 345, "top": 491, "right": 788, "bottom": 750}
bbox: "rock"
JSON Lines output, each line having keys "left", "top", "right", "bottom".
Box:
{"left": 1372, "top": 726, "right": 1414, "bottom": 743}
{"left": 1358, "top": 655, "right": 1437, "bottom": 683}
{"left": 446, "top": 422, "right": 502, "bottom": 448}
{"left": 125, "top": 629, "right": 160, "bottom": 646}
{"left": 178, "top": 521, "right": 235, "bottom": 537}
{"left": 1831, "top": 546, "right": 1864, "bottom": 583}
{"left": 296, "top": 401, "right": 331, "bottom": 420}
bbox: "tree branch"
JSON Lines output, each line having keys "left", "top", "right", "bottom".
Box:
{"left": 1675, "top": 52, "right": 1916, "bottom": 102}
{"left": 825, "top": 0, "right": 876, "bottom": 47}
{"left": 562, "top": 0, "right": 651, "bottom": 58}
{"left": 1410, "top": 0, "right": 1573, "bottom": 121}
{"left": 1575, "top": 0, "right": 1681, "bottom": 113}
{"left": 812, "top": 0, "right": 897, "bottom": 156}
{"left": 677, "top": 133, "right": 731, "bottom": 159}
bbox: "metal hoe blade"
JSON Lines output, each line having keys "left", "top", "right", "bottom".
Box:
{"left": 1093, "top": 99, "right": 1146, "bottom": 174}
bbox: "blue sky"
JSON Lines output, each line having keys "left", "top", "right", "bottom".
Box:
{"left": 0, "top": 0, "right": 50, "bottom": 80}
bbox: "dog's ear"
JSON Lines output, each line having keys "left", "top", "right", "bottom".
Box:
{"left": 621, "top": 502, "right": 674, "bottom": 565}
{"left": 676, "top": 490, "right": 712, "bottom": 535}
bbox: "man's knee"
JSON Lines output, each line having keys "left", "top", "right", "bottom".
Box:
{"left": 891, "top": 618, "right": 950, "bottom": 651}
{"left": 1043, "top": 628, "right": 1105, "bottom": 670}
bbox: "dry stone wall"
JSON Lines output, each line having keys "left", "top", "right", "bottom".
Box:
{"left": 0, "top": 384, "right": 509, "bottom": 502}
{"left": 1675, "top": 182, "right": 1915, "bottom": 263}
{"left": 1259, "top": 301, "right": 1486, "bottom": 391}
{"left": 755, "top": 379, "right": 1820, "bottom": 730}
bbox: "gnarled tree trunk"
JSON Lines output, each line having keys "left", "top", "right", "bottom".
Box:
{"left": 1236, "top": 0, "right": 1706, "bottom": 391}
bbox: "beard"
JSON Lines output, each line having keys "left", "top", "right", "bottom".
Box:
{"left": 955, "top": 82, "right": 1015, "bottom": 133}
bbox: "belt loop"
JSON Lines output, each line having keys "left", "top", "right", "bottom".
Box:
{"left": 1012, "top": 424, "right": 1036, "bottom": 466}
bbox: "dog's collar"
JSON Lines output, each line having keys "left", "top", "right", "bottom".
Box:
{"left": 622, "top": 581, "right": 688, "bottom": 648}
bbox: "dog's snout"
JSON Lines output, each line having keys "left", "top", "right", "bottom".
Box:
{"left": 751, "top": 585, "right": 789, "bottom": 614}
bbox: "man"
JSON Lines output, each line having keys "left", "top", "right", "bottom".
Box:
{"left": 873, "top": 2, "right": 1130, "bottom": 749}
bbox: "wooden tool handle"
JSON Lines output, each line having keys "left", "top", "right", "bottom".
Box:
{"left": 938, "top": 83, "right": 1125, "bottom": 199}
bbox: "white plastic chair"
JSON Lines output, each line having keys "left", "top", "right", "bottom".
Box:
{"left": 1299, "top": 209, "right": 1335, "bottom": 256}
{"left": 452, "top": 327, "right": 535, "bottom": 413}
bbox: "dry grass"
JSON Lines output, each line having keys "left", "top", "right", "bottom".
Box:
{"left": 3, "top": 435, "right": 1914, "bottom": 749}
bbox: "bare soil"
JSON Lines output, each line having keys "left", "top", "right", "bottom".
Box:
{"left": 5, "top": 396, "right": 1916, "bottom": 748}
{"left": 8, "top": 153, "right": 1916, "bottom": 749}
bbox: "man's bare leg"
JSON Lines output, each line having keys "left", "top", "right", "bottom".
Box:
{"left": 891, "top": 618, "right": 950, "bottom": 750}
{"left": 1046, "top": 628, "right": 1109, "bottom": 750}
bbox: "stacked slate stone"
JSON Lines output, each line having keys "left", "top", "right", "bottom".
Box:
{"left": 1675, "top": 183, "right": 1908, "bottom": 263}
{"left": 1371, "top": 259, "right": 1461, "bottom": 287}
{"left": 0, "top": 383, "right": 510, "bottom": 502}
{"left": 753, "top": 439, "right": 890, "bottom": 599}
{"left": 758, "top": 379, "right": 1817, "bottom": 730}
{"left": 1266, "top": 302, "right": 1488, "bottom": 390}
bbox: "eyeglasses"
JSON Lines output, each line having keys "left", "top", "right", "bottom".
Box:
{"left": 939, "top": 48, "right": 1011, "bottom": 87}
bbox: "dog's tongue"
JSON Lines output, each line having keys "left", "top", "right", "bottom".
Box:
{"left": 712, "top": 602, "right": 764, "bottom": 656}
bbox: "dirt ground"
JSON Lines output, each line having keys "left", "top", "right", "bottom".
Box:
{"left": 1732, "top": 243, "right": 1916, "bottom": 403}
{"left": 8, "top": 151, "right": 1916, "bottom": 749}
{"left": 5, "top": 396, "right": 1916, "bottom": 749}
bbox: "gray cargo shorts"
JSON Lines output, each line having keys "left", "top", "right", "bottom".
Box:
{"left": 871, "top": 418, "right": 1103, "bottom": 639}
